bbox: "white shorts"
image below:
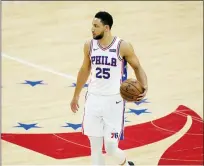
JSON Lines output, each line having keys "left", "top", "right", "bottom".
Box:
{"left": 82, "top": 93, "right": 125, "bottom": 141}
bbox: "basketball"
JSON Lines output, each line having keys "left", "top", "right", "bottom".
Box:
{"left": 120, "top": 78, "right": 144, "bottom": 102}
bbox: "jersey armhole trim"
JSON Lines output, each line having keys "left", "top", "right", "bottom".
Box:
{"left": 117, "top": 39, "right": 123, "bottom": 61}
{"left": 89, "top": 40, "right": 93, "bottom": 56}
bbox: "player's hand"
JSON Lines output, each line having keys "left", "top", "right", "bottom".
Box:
{"left": 136, "top": 87, "right": 147, "bottom": 102}
{"left": 70, "top": 97, "right": 79, "bottom": 113}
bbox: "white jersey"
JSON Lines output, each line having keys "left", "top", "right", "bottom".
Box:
{"left": 87, "top": 36, "right": 127, "bottom": 95}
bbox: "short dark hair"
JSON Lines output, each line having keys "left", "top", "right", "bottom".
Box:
{"left": 95, "top": 11, "right": 113, "bottom": 29}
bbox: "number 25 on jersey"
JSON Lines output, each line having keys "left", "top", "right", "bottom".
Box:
{"left": 96, "top": 67, "right": 110, "bottom": 79}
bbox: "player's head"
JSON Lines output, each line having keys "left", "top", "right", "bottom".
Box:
{"left": 92, "top": 11, "right": 113, "bottom": 40}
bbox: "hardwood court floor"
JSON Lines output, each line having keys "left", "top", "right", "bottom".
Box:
{"left": 1, "top": 1, "right": 203, "bottom": 165}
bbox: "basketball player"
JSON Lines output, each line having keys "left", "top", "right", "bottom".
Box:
{"left": 70, "top": 11, "right": 148, "bottom": 166}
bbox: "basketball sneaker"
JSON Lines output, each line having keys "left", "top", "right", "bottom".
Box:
{"left": 127, "top": 161, "right": 135, "bottom": 165}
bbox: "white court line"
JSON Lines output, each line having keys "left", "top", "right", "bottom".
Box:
{"left": 151, "top": 115, "right": 203, "bottom": 136}
{"left": 175, "top": 111, "right": 203, "bottom": 123}
{"left": 52, "top": 134, "right": 91, "bottom": 149}
{"left": 1, "top": 53, "right": 76, "bottom": 80}
{"left": 176, "top": 110, "right": 204, "bottom": 123}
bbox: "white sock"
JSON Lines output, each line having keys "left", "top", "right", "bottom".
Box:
{"left": 88, "top": 136, "right": 105, "bottom": 165}
{"left": 104, "top": 139, "right": 127, "bottom": 165}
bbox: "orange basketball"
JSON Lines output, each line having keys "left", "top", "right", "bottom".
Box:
{"left": 120, "top": 78, "right": 144, "bottom": 102}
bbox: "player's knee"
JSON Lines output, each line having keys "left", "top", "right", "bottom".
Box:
{"left": 89, "top": 136, "right": 103, "bottom": 153}
{"left": 105, "top": 140, "right": 117, "bottom": 155}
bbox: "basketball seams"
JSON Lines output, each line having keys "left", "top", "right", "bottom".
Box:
{"left": 120, "top": 87, "right": 138, "bottom": 98}
{"left": 121, "top": 81, "right": 142, "bottom": 95}
{"left": 120, "top": 79, "right": 144, "bottom": 101}
{"left": 127, "top": 82, "right": 143, "bottom": 93}
{"left": 120, "top": 90, "right": 136, "bottom": 101}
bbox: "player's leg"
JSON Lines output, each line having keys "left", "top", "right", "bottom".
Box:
{"left": 82, "top": 93, "right": 105, "bottom": 165}
{"left": 88, "top": 136, "right": 105, "bottom": 165}
{"left": 104, "top": 139, "right": 134, "bottom": 166}
{"left": 104, "top": 138, "right": 126, "bottom": 164}
{"left": 103, "top": 94, "right": 134, "bottom": 166}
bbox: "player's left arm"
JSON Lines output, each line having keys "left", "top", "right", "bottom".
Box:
{"left": 120, "top": 41, "right": 148, "bottom": 99}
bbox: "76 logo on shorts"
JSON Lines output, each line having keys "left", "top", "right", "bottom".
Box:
{"left": 111, "top": 132, "right": 119, "bottom": 139}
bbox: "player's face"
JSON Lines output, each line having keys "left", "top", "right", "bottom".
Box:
{"left": 92, "top": 18, "right": 107, "bottom": 40}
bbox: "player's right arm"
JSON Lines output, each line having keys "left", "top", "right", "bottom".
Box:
{"left": 70, "top": 41, "right": 91, "bottom": 113}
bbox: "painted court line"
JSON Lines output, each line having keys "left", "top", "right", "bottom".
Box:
{"left": 53, "top": 134, "right": 91, "bottom": 149}
{"left": 151, "top": 115, "right": 203, "bottom": 136}
{"left": 1, "top": 53, "right": 76, "bottom": 80}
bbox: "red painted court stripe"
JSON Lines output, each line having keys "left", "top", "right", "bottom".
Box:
{"left": 158, "top": 105, "right": 203, "bottom": 165}
{"left": 1, "top": 105, "right": 203, "bottom": 165}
